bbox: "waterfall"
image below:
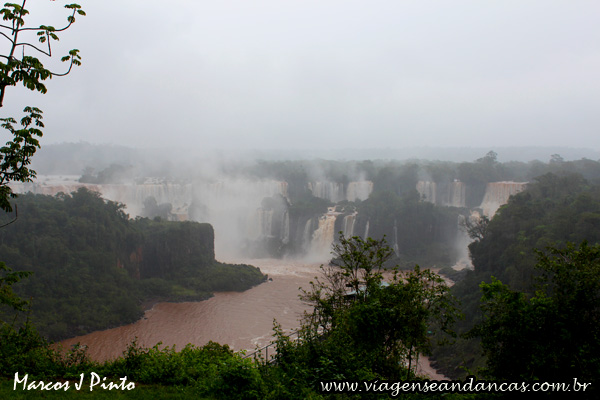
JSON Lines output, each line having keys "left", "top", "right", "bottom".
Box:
{"left": 281, "top": 211, "right": 290, "bottom": 244}
{"left": 342, "top": 213, "right": 356, "bottom": 237}
{"left": 303, "top": 218, "right": 315, "bottom": 253}
{"left": 192, "top": 178, "right": 289, "bottom": 258}
{"left": 102, "top": 183, "right": 193, "bottom": 217}
{"left": 308, "top": 207, "right": 339, "bottom": 260}
{"left": 479, "top": 181, "right": 527, "bottom": 216}
{"left": 454, "top": 213, "right": 475, "bottom": 270}
{"left": 393, "top": 219, "right": 400, "bottom": 258}
{"left": 416, "top": 181, "right": 437, "bottom": 204}
{"left": 10, "top": 176, "right": 194, "bottom": 219}
{"left": 346, "top": 181, "right": 373, "bottom": 202}
{"left": 441, "top": 181, "right": 466, "bottom": 208}
{"left": 364, "top": 219, "right": 370, "bottom": 239}
{"left": 248, "top": 208, "right": 274, "bottom": 239}
{"left": 308, "top": 181, "right": 345, "bottom": 203}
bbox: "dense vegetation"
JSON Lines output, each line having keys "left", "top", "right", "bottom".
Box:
{"left": 3, "top": 146, "right": 600, "bottom": 397}
{"left": 0, "top": 188, "right": 265, "bottom": 340}
{"left": 3, "top": 232, "right": 597, "bottom": 398}
{"left": 473, "top": 242, "right": 600, "bottom": 384}
{"left": 432, "top": 172, "right": 600, "bottom": 391}
{"left": 0, "top": 236, "right": 469, "bottom": 399}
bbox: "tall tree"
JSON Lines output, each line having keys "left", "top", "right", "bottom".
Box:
{"left": 0, "top": 1, "right": 84, "bottom": 211}
{"left": 0, "top": 1, "right": 84, "bottom": 318}
{"left": 472, "top": 241, "right": 600, "bottom": 385}
{"left": 0, "top": 1, "right": 84, "bottom": 106}
{"left": 288, "top": 234, "right": 459, "bottom": 380}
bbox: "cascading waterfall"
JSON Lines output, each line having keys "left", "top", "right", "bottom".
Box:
{"left": 417, "top": 180, "right": 466, "bottom": 208}
{"left": 281, "top": 211, "right": 290, "bottom": 244}
{"left": 454, "top": 213, "right": 475, "bottom": 270}
{"left": 346, "top": 181, "right": 373, "bottom": 202}
{"left": 10, "top": 176, "right": 194, "bottom": 218}
{"left": 308, "top": 182, "right": 345, "bottom": 203}
{"left": 303, "top": 218, "right": 315, "bottom": 253}
{"left": 192, "top": 179, "right": 289, "bottom": 258}
{"left": 308, "top": 181, "right": 373, "bottom": 203}
{"left": 441, "top": 181, "right": 466, "bottom": 208}
{"left": 393, "top": 219, "right": 400, "bottom": 258}
{"left": 248, "top": 208, "right": 274, "bottom": 239}
{"left": 14, "top": 174, "right": 526, "bottom": 262}
{"left": 479, "top": 181, "right": 527, "bottom": 216}
{"left": 416, "top": 181, "right": 437, "bottom": 203}
{"left": 342, "top": 213, "right": 356, "bottom": 237}
{"left": 308, "top": 207, "right": 339, "bottom": 260}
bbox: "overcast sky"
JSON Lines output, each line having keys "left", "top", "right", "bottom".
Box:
{"left": 2, "top": 0, "right": 599, "bottom": 152}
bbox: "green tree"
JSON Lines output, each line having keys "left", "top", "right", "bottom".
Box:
{"left": 472, "top": 241, "right": 600, "bottom": 385}
{"left": 283, "top": 234, "right": 459, "bottom": 381}
{"left": 460, "top": 214, "right": 489, "bottom": 241}
{"left": 0, "top": 261, "right": 31, "bottom": 317}
{"left": 0, "top": 1, "right": 84, "bottom": 327}
{"left": 0, "top": 106, "right": 43, "bottom": 212}
{"left": 0, "top": 1, "right": 84, "bottom": 210}
{"left": 0, "top": 1, "right": 85, "bottom": 106}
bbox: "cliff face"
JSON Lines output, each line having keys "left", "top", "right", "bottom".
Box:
{"left": 131, "top": 220, "right": 216, "bottom": 279}
{"left": 0, "top": 190, "right": 264, "bottom": 341}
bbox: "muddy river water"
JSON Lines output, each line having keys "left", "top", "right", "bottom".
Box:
{"left": 61, "top": 259, "right": 446, "bottom": 379}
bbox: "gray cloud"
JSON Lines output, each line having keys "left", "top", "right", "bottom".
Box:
{"left": 2, "top": 0, "right": 599, "bottom": 151}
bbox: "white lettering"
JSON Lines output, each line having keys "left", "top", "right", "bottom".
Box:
{"left": 75, "top": 373, "right": 84, "bottom": 390}
{"left": 13, "top": 372, "right": 28, "bottom": 390}
{"left": 89, "top": 372, "right": 100, "bottom": 391}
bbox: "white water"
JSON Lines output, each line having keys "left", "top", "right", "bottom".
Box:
{"left": 308, "top": 181, "right": 345, "bottom": 203}
{"left": 308, "top": 181, "right": 373, "bottom": 203}
{"left": 479, "top": 181, "right": 527, "bottom": 216}
{"left": 308, "top": 208, "right": 339, "bottom": 261}
{"left": 346, "top": 181, "right": 373, "bottom": 202}
{"left": 416, "top": 180, "right": 466, "bottom": 208}
{"left": 10, "top": 176, "right": 193, "bottom": 218}
{"left": 416, "top": 181, "right": 437, "bottom": 204}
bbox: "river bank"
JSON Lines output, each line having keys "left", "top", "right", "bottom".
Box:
{"left": 60, "top": 258, "right": 449, "bottom": 379}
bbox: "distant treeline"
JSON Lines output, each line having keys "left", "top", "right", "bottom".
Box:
{"left": 244, "top": 151, "right": 600, "bottom": 198}
{"left": 0, "top": 188, "right": 265, "bottom": 341}
{"left": 78, "top": 152, "right": 600, "bottom": 268}
{"left": 239, "top": 152, "right": 600, "bottom": 266}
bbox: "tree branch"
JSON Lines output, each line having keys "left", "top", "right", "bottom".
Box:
{"left": 14, "top": 42, "right": 50, "bottom": 57}
{"left": 0, "top": 30, "right": 16, "bottom": 44}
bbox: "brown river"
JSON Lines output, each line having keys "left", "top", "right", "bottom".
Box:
{"left": 61, "top": 259, "right": 446, "bottom": 380}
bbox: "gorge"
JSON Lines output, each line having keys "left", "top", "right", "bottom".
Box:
{"left": 11, "top": 174, "right": 526, "bottom": 262}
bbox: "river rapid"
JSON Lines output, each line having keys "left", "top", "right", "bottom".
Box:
{"left": 61, "top": 258, "right": 446, "bottom": 379}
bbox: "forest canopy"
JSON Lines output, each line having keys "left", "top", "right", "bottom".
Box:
{"left": 0, "top": 188, "right": 265, "bottom": 340}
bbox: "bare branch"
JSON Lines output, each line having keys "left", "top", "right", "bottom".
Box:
{"left": 14, "top": 41, "right": 50, "bottom": 57}
{"left": 0, "top": 194, "right": 17, "bottom": 226}
{"left": 49, "top": 60, "right": 73, "bottom": 77}
{"left": 19, "top": 16, "right": 74, "bottom": 33}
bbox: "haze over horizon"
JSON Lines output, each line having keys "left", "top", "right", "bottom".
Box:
{"left": 2, "top": 1, "right": 599, "bottom": 152}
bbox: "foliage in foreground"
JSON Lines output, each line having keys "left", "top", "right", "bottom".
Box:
{"left": 472, "top": 241, "right": 600, "bottom": 386}
{"left": 0, "top": 323, "right": 266, "bottom": 399}
{"left": 4, "top": 236, "right": 598, "bottom": 398}
{"left": 0, "top": 235, "right": 471, "bottom": 399}
{"left": 433, "top": 173, "right": 600, "bottom": 379}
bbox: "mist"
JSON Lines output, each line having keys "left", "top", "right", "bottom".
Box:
{"left": 17, "top": 143, "right": 598, "bottom": 264}
{"left": 1, "top": 1, "right": 599, "bottom": 153}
